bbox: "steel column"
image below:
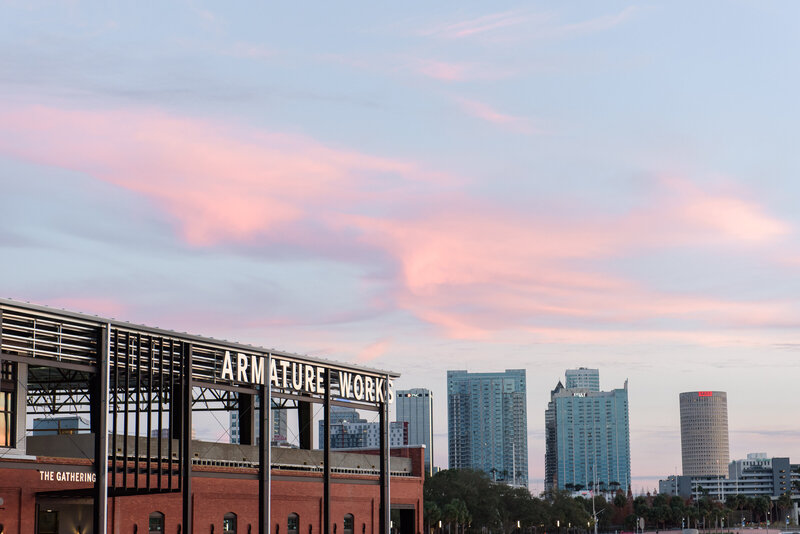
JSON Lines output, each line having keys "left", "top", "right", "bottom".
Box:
{"left": 324, "top": 368, "right": 331, "bottom": 534}
{"left": 182, "top": 343, "right": 193, "bottom": 534}
{"left": 379, "top": 375, "right": 390, "bottom": 534}
{"left": 93, "top": 325, "right": 110, "bottom": 534}
{"left": 258, "top": 353, "right": 272, "bottom": 534}
{"left": 239, "top": 392, "right": 256, "bottom": 445}
{"left": 298, "top": 401, "right": 313, "bottom": 450}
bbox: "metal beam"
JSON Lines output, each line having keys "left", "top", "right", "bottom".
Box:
{"left": 182, "top": 342, "right": 193, "bottom": 534}
{"left": 259, "top": 353, "right": 271, "bottom": 534}
{"left": 324, "top": 368, "right": 331, "bottom": 534}
{"left": 298, "top": 401, "right": 313, "bottom": 450}
{"left": 379, "top": 375, "right": 390, "bottom": 534}
{"left": 93, "top": 325, "right": 110, "bottom": 534}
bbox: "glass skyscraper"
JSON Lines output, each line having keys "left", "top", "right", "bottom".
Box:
{"left": 545, "top": 369, "right": 630, "bottom": 493}
{"left": 565, "top": 367, "right": 600, "bottom": 391}
{"left": 396, "top": 388, "right": 434, "bottom": 475}
{"left": 447, "top": 369, "right": 528, "bottom": 487}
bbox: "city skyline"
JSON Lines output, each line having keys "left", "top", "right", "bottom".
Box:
{"left": 2, "top": 2, "right": 800, "bottom": 494}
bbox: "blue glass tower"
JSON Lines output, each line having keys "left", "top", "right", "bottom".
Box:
{"left": 447, "top": 369, "right": 528, "bottom": 486}
{"left": 549, "top": 372, "right": 630, "bottom": 492}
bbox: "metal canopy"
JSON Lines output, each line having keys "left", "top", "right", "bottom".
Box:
{"left": 0, "top": 298, "right": 396, "bottom": 534}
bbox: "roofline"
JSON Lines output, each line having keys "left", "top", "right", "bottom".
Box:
{"left": 0, "top": 297, "right": 399, "bottom": 378}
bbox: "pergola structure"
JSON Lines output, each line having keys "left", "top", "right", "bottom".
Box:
{"left": 0, "top": 298, "right": 398, "bottom": 534}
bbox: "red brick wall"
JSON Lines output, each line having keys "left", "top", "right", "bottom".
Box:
{"left": 0, "top": 453, "right": 423, "bottom": 534}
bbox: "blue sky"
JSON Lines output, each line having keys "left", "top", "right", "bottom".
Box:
{"left": 2, "top": 1, "right": 800, "bottom": 493}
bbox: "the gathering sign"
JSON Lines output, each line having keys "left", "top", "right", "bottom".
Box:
{"left": 219, "top": 352, "right": 394, "bottom": 404}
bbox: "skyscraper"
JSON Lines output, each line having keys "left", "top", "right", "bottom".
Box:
{"left": 447, "top": 369, "right": 528, "bottom": 486}
{"left": 230, "top": 396, "right": 288, "bottom": 445}
{"left": 565, "top": 367, "right": 600, "bottom": 391}
{"left": 545, "top": 369, "right": 631, "bottom": 493}
{"left": 679, "top": 391, "right": 729, "bottom": 476}
{"left": 396, "top": 388, "right": 434, "bottom": 475}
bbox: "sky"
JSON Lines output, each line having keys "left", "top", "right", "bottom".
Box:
{"left": 2, "top": 1, "right": 800, "bottom": 494}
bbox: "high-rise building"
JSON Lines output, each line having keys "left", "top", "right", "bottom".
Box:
{"left": 396, "top": 388, "right": 434, "bottom": 475}
{"left": 447, "top": 369, "right": 528, "bottom": 486}
{"left": 679, "top": 391, "right": 729, "bottom": 476}
{"left": 544, "top": 381, "right": 564, "bottom": 492}
{"left": 565, "top": 367, "right": 600, "bottom": 391}
{"left": 318, "top": 406, "right": 408, "bottom": 449}
{"left": 230, "top": 396, "right": 288, "bottom": 446}
{"left": 545, "top": 369, "right": 631, "bottom": 493}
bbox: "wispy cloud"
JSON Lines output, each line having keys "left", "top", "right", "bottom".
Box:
{"left": 404, "top": 57, "right": 513, "bottom": 82}
{"left": 419, "top": 10, "right": 542, "bottom": 39}
{"left": 455, "top": 97, "right": 542, "bottom": 134}
{"left": 548, "top": 6, "right": 639, "bottom": 38}
{"left": 0, "top": 103, "right": 794, "bottom": 344}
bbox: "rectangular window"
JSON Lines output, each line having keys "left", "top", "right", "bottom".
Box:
{"left": 1, "top": 362, "right": 17, "bottom": 448}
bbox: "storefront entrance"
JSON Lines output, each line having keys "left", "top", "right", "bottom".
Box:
{"left": 36, "top": 497, "right": 93, "bottom": 534}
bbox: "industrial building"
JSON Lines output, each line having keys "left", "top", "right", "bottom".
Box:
{"left": 0, "top": 299, "right": 423, "bottom": 534}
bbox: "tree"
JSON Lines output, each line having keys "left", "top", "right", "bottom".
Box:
{"left": 425, "top": 469, "right": 499, "bottom": 530}
{"left": 425, "top": 501, "right": 442, "bottom": 533}
{"left": 444, "top": 498, "right": 470, "bottom": 534}
{"left": 777, "top": 492, "right": 793, "bottom": 525}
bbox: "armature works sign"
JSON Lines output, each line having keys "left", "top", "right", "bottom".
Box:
{"left": 219, "top": 352, "right": 395, "bottom": 404}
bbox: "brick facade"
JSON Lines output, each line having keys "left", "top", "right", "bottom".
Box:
{"left": 0, "top": 448, "right": 423, "bottom": 534}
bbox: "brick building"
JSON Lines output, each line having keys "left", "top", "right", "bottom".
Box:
{"left": 0, "top": 299, "right": 421, "bottom": 534}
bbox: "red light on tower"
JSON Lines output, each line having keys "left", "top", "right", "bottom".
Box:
{"left": 698, "top": 391, "right": 713, "bottom": 397}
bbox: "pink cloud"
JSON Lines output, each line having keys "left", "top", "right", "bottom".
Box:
{"left": 0, "top": 104, "right": 446, "bottom": 246}
{"left": 406, "top": 58, "right": 514, "bottom": 82}
{"left": 0, "top": 103, "right": 793, "bottom": 343}
{"left": 43, "top": 297, "right": 128, "bottom": 319}
{"left": 357, "top": 338, "right": 391, "bottom": 362}
{"left": 455, "top": 97, "right": 542, "bottom": 134}
{"left": 419, "top": 10, "right": 537, "bottom": 39}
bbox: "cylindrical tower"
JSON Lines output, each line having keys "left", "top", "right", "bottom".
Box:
{"left": 679, "top": 391, "right": 729, "bottom": 476}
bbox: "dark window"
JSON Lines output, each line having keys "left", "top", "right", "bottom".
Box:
{"left": 38, "top": 510, "right": 59, "bottom": 534}
{"left": 288, "top": 514, "right": 299, "bottom": 534}
{"left": 343, "top": 514, "right": 354, "bottom": 534}
{"left": 0, "top": 362, "right": 16, "bottom": 448}
{"left": 224, "top": 513, "right": 237, "bottom": 533}
{"left": 149, "top": 511, "right": 165, "bottom": 533}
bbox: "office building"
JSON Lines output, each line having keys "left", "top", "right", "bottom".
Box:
{"left": 565, "top": 368, "right": 600, "bottom": 391}
{"left": 545, "top": 369, "right": 631, "bottom": 492}
{"left": 230, "top": 396, "right": 288, "bottom": 445}
{"left": 318, "top": 406, "right": 408, "bottom": 449}
{"left": 680, "top": 391, "right": 729, "bottom": 476}
{"left": 447, "top": 369, "right": 528, "bottom": 486}
{"left": 544, "top": 380, "right": 564, "bottom": 492}
{"left": 396, "top": 388, "right": 434, "bottom": 475}
{"left": 659, "top": 453, "right": 800, "bottom": 508}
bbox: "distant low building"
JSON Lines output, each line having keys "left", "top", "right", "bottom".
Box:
{"left": 33, "top": 416, "right": 89, "bottom": 435}
{"left": 659, "top": 452, "right": 800, "bottom": 501}
{"left": 318, "top": 406, "right": 408, "bottom": 449}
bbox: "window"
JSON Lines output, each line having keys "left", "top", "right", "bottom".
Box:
{"left": 38, "top": 510, "right": 59, "bottom": 534}
{"left": 149, "top": 511, "right": 165, "bottom": 533}
{"left": 343, "top": 514, "right": 354, "bottom": 534}
{"left": 224, "top": 513, "right": 237, "bottom": 533}
{"left": 0, "top": 362, "right": 16, "bottom": 448}
{"left": 288, "top": 514, "right": 299, "bottom": 534}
